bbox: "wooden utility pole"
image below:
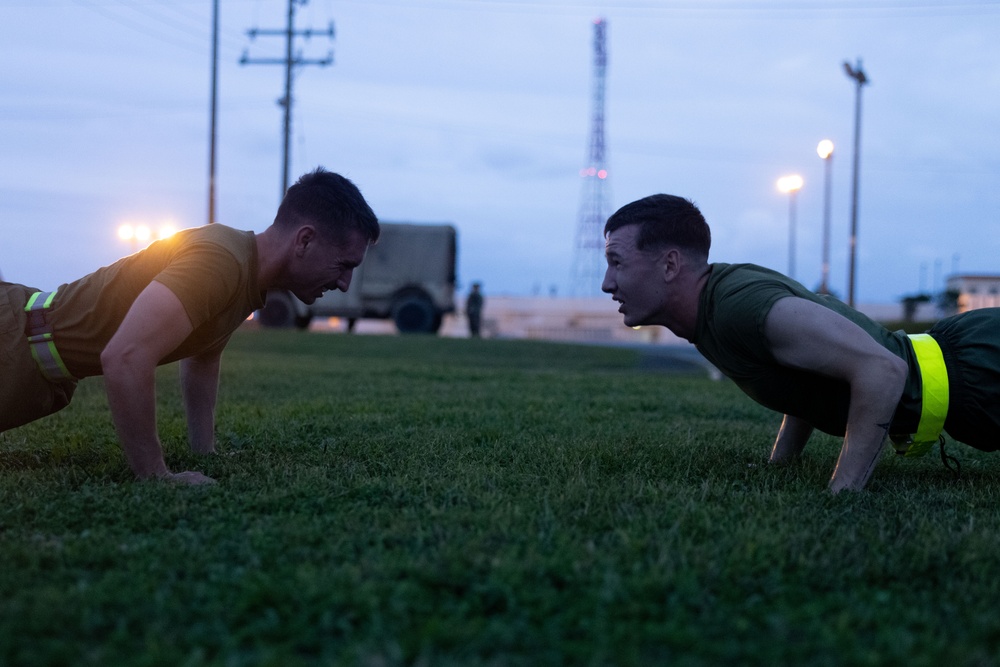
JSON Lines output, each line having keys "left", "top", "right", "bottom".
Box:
{"left": 240, "top": 0, "right": 334, "bottom": 197}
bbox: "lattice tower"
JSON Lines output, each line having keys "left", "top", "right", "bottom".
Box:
{"left": 571, "top": 18, "right": 611, "bottom": 296}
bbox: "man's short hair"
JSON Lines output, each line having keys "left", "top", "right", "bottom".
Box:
{"left": 274, "top": 167, "right": 380, "bottom": 244}
{"left": 604, "top": 194, "right": 711, "bottom": 260}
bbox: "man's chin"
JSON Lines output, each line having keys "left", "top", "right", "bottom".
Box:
{"left": 621, "top": 313, "right": 648, "bottom": 328}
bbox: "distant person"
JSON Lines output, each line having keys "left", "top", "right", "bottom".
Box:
{"left": 1, "top": 167, "right": 379, "bottom": 484}
{"left": 602, "top": 194, "right": 1000, "bottom": 492}
{"left": 466, "top": 282, "right": 484, "bottom": 337}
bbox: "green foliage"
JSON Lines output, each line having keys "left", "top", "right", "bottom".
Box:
{"left": 3, "top": 330, "right": 1000, "bottom": 665}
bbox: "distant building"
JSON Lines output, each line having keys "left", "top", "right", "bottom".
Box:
{"left": 947, "top": 274, "right": 1000, "bottom": 313}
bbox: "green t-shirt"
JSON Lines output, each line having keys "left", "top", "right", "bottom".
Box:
{"left": 692, "top": 263, "right": 922, "bottom": 437}
{"left": 48, "top": 224, "right": 264, "bottom": 378}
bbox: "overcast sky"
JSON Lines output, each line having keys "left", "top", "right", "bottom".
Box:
{"left": 3, "top": 0, "right": 999, "bottom": 305}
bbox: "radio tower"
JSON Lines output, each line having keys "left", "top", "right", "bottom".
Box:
{"left": 571, "top": 18, "right": 610, "bottom": 296}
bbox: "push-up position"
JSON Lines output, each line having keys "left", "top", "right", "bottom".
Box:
{"left": 1, "top": 168, "right": 379, "bottom": 484}
{"left": 602, "top": 194, "right": 1000, "bottom": 491}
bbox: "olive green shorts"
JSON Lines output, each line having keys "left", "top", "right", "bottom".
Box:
{"left": 931, "top": 308, "right": 1000, "bottom": 451}
{"left": 0, "top": 282, "right": 77, "bottom": 432}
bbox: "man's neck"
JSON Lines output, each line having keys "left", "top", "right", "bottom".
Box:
{"left": 663, "top": 263, "right": 711, "bottom": 343}
{"left": 254, "top": 227, "right": 287, "bottom": 291}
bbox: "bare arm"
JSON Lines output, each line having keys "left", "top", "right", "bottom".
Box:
{"left": 770, "top": 414, "right": 814, "bottom": 464}
{"left": 100, "top": 281, "right": 214, "bottom": 484}
{"left": 180, "top": 347, "right": 223, "bottom": 454}
{"left": 764, "top": 297, "right": 908, "bottom": 493}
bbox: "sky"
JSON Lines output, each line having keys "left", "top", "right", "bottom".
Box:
{"left": 2, "top": 0, "right": 999, "bottom": 305}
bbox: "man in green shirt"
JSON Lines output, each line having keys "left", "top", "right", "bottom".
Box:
{"left": 602, "top": 193, "right": 1000, "bottom": 492}
{"left": 1, "top": 167, "right": 379, "bottom": 484}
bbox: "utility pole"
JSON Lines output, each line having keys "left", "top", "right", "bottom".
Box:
{"left": 207, "top": 0, "right": 219, "bottom": 224}
{"left": 241, "top": 0, "right": 334, "bottom": 197}
{"left": 843, "top": 59, "right": 869, "bottom": 308}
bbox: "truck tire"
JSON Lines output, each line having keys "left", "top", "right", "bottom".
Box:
{"left": 258, "top": 291, "right": 297, "bottom": 328}
{"left": 392, "top": 293, "right": 439, "bottom": 334}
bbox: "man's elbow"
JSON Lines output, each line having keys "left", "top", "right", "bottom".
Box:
{"left": 880, "top": 353, "right": 909, "bottom": 395}
{"left": 99, "top": 345, "right": 120, "bottom": 376}
{"left": 100, "top": 343, "right": 150, "bottom": 378}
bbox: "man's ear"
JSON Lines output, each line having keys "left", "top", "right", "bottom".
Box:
{"left": 294, "top": 225, "right": 317, "bottom": 256}
{"left": 661, "top": 247, "right": 682, "bottom": 282}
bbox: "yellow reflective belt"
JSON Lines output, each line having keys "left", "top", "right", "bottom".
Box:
{"left": 24, "top": 290, "right": 75, "bottom": 383}
{"left": 892, "top": 333, "right": 949, "bottom": 457}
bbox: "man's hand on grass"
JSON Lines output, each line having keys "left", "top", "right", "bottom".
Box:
{"left": 162, "top": 470, "right": 217, "bottom": 485}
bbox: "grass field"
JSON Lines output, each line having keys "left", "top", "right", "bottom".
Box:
{"left": 2, "top": 330, "right": 1000, "bottom": 666}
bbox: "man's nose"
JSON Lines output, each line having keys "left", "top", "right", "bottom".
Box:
{"left": 337, "top": 268, "right": 354, "bottom": 292}
{"left": 601, "top": 267, "right": 614, "bottom": 293}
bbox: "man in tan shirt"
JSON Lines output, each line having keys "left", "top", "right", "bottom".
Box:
{"left": 1, "top": 167, "right": 379, "bottom": 484}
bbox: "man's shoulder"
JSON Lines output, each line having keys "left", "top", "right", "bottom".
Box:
{"left": 171, "top": 225, "right": 255, "bottom": 262}
{"left": 698, "top": 263, "right": 799, "bottom": 343}
{"left": 181, "top": 224, "right": 253, "bottom": 245}
{"left": 709, "top": 262, "right": 786, "bottom": 284}
{"left": 705, "top": 263, "right": 796, "bottom": 303}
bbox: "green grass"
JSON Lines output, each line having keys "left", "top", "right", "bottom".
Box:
{"left": 3, "top": 330, "right": 1000, "bottom": 666}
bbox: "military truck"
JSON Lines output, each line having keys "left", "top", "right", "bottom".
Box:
{"left": 257, "top": 222, "right": 457, "bottom": 334}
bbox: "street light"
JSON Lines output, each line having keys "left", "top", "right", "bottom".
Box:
{"left": 777, "top": 174, "right": 804, "bottom": 280}
{"left": 117, "top": 222, "right": 177, "bottom": 253}
{"left": 118, "top": 223, "right": 149, "bottom": 253}
{"left": 817, "top": 139, "right": 834, "bottom": 295}
{"left": 843, "top": 59, "right": 869, "bottom": 307}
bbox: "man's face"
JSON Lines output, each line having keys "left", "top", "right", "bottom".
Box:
{"left": 290, "top": 228, "right": 370, "bottom": 305}
{"left": 602, "top": 225, "right": 668, "bottom": 327}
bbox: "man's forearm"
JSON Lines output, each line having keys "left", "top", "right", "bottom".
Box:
{"left": 103, "top": 359, "right": 169, "bottom": 479}
{"left": 181, "top": 355, "right": 221, "bottom": 454}
{"left": 828, "top": 357, "right": 908, "bottom": 493}
{"left": 770, "top": 414, "right": 814, "bottom": 464}
{"left": 828, "top": 420, "right": 891, "bottom": 493}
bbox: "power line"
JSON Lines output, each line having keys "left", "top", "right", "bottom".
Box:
{"left": 67, "top": 0, "right": 247, "bottom": 56}
{"left": 240, "top": 0, "right": 335, "bottom": 197}
{"left": 68, "top": 0, "right": 208, "bottom": 55}
{"left": 332, "top": 0, "right": 1000, "bottom": 16}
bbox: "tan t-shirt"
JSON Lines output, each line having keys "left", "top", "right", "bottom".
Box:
{"left": 48, "top": 224, "right": 264, "bottom": 378}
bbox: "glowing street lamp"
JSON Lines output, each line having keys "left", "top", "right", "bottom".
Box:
{"left": 816, "top": 140, "right": 834, "bottom": 295}
{"left": 777, "top": 174, "right": 804, "bottom": 280}
{"left": 117, "top": 222, "right": 177, "bottom": 252}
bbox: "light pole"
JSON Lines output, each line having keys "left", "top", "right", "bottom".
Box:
{"left": 207, "top": 0, "right": 219, "bottom": 225}
{"left": 777, "top": 174, "right": 804, "bottom": 280}
{"left": 817, "top": 139, "right": 834, "bottom": 295}
{"left": 843, "top": 59, "right": 869, "bottom": 307}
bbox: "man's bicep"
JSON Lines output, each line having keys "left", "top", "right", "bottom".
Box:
{"left": 104, "top": 281, "right": 195, "bottom": 364}
{"left": 763, "top": 297, "right": 883, "bottom": 380}
{"left": 154, "top": 246, "right": 242, "bottom": 330}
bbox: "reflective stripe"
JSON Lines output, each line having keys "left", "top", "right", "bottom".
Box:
{"left": 24, "top": 290, "right": 75, "bottom": 383}
{"left": 26, "top": 291, "right": 57, "bottom": 310}
{"left": 892, "top": 333, "right": 949, "bottom": 457}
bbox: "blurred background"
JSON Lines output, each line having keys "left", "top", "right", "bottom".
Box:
{"left": 2, "top": 0, "right": 998, "bottom": 311}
